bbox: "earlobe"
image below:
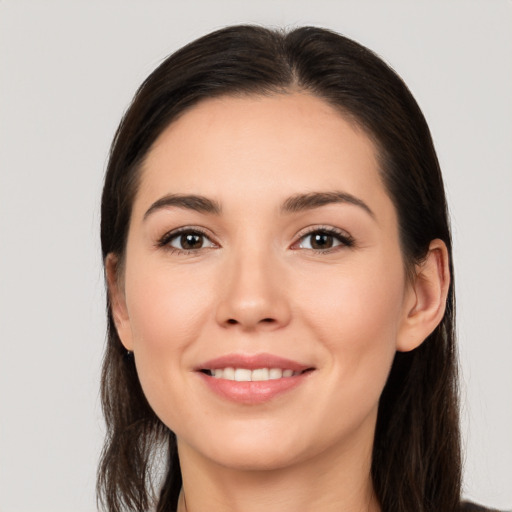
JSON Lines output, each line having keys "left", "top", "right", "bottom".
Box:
{"left": 396, "top": 239, "right": 450, "bottom": 352}
{"left": 105, "top": 253, "right": 134, "bottom": 351}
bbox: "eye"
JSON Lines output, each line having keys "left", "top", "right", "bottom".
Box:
{"left": 294, "top": 228, "right": 354, "bottom": 251}
{"left": 159, "top": 229, "right": 216, "bottom": 252}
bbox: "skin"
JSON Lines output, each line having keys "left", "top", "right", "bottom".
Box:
{"left": 107, "top": 93, "right": 450, "bottom": 512}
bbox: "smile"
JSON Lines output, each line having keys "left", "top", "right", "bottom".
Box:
{"left": 202, "top": 368, "right": 304, "bottom": 381}
{"left": 196, "top": 353, "right": 315, "bottom": 404}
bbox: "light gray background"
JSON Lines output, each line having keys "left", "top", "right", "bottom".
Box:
{"left": 1, "top": 1, "right": 511, "bottom": 511}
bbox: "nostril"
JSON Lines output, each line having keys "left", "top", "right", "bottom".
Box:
{"left": 225, "top": 317, "right": 274, "bottom": 325}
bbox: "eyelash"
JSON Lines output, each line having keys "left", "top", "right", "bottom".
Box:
{"left": 157, "top": 227, "right": 217, "bottom": 255}
{"left": 293, "top": 226, "right": 355, "bottom": 253}
{"left": 156, "top": 226, "right": 355, "bottom": 255}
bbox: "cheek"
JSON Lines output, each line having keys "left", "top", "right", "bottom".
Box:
{"left": 296, "top": 255, "right": 405, "bottom": 404}
{"left": 122, "top": 260, "right": 215, "bottom": 418}
{"left": 299, "top": 256, "right": 405, "bottom": 340}
{"left": 125, "top": 261, "right": 212, "bottom": 350}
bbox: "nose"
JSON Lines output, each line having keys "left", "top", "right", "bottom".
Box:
{"left": 215, "top": 247, "right": 291, "bottom": 331}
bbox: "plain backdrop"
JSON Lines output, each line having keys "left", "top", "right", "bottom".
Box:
{"left": 0, "top": 1, "right": 511, "bottom": 511}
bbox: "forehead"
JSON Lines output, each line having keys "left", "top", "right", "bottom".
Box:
{"left": 135, "top": 93, "right": 391, "bottom": 220}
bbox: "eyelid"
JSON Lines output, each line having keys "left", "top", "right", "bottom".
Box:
{"left": 156, "top": 224, "right": 354, "bottom": 254}
{"left": 157, "top": 226, "right": 218, "bottom": 252}
{"left": 291, "top": 225, "right": 355, "bottom": 251}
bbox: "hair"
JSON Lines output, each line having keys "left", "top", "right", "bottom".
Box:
{"left": 98, "top": 25, "right": 460, "bottom": 512}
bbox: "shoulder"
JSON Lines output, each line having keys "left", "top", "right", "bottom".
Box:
{"left": 460, "top": 501, "right": 508, "bottom": 512}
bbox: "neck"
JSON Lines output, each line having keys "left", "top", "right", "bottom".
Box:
{"left": 176, "top": 428, "right": 380, "bottom": 512}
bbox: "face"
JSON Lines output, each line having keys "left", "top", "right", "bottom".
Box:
{"left": 111, "top": 93, "right": 418, "bottom": 471}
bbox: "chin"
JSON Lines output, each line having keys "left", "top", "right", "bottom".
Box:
{"left": 205, "top": 443, "right": 305, "bottom": 472}
{"left": 177, "top": 419, "right": 330, "bottom": 473}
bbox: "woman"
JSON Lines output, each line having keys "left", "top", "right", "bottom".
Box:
{"left": 97, "top": 25, "right": 498, "bottom": 512}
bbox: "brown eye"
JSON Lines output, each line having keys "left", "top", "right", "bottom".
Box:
{"left": 296, "top": 229, "right": 354, "bottom": 251}
{"left": 180, "top": 233, "right": 204, "bottom": 249}
{"left": 309, "top": 233, "right": 334, "bottom": 249}
{"left": 165, "top": 230, "right": 216, "bottom": 251}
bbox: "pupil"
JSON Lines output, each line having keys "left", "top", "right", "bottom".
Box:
{"left": 311, "top": 233, "right": 333, "bottom": 249}
{"left": 181, "top": 233, "right": 203, "bottom": 249}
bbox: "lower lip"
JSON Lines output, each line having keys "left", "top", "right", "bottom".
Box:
{"left": 197, "top": 372, "right": 312, "bottom": 404}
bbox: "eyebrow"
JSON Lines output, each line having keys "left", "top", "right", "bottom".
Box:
{"left": 281, "top": 191, "right": 375, "bottom": 219}
{"left": 144, "top": 194, "right": 222, "bottom": 220}
{"left": 143, "top": 190, "right": 375, "bottom": 220}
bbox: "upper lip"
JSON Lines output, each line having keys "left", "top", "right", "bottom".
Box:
{"left": 196, "top": 353, "right": 313, "bottom": 372}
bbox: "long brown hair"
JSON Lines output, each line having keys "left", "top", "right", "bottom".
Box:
{"left": 98, "top": 25, "right": 461, "bottom": 512}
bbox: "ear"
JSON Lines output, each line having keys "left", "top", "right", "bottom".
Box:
{"left": 396, "top": 239, "right": 450, "bottom": 352}
{"left": 105, "top": 253, "right": 134, "bottom": 351}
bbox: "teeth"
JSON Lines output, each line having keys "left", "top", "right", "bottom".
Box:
{"left": 251, "top": 368, "right": 269, "bottom": 381}
{"left": 269, "top": 368, "right": 282, "bottom": 379}
{"left": 234, "top": 368, "right": 252, "bottom": 382}
{"left": 208, "top": 367, "right": 299, "bottom": 381}
{"left": 223, "top": 367, "right": 235, "bottom": 380}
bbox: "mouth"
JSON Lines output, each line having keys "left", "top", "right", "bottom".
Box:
{"left": 195, "top": 353, "right": 315, "bottom": 404}
{"left": 199, "top": 367, "right": 313, "bottom": 381}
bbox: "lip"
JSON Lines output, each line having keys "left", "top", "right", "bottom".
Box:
{"left": 195, "top": 353, "right": 315, "bottom": 405}
{"left": 196, "top": 353, "right": 311, "bottom": 373}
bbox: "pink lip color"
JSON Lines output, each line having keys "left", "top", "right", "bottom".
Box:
{"left": 195, "top": 353, "right": 313, "bottom": 404}
{"left": 197, "top": 353, "right": 310, "bottom": 373}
